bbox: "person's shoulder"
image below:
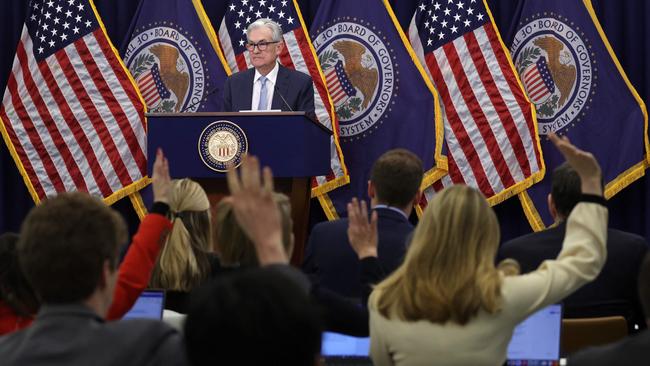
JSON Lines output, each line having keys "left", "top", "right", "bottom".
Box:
{"left": 570, "top": 330, "right": 650, "bottom": 365}
{"left": 281, "top": 65, "right": 312, "bottom": 83}
{"left": 105, "top": 318, "right": 179, "bottom": 342}
{"left": 607, "top": 228, "right": 648, "bottom": 249}
{"left": 312, "top": 218, "right": 349, "bottom": 234}
{"left": 500, "top": 228, "right": 556, "bottom": 251}
{"left": 228, "top": 68, "right": 254, "bottom": 82}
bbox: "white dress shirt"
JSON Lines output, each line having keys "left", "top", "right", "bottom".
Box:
{"left": 251, "top": 62, "right": 279, "bottom": 111}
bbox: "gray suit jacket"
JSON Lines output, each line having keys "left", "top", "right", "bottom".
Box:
{"left": 0, "top": 304, "right": 187, "bottom": 366}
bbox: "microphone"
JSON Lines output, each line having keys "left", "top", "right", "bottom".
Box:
{"left": 272, "top": 82, "right": 294, "bottom": 112}
{"left": 178, "top": 86, "right": 221, "bottom": 113}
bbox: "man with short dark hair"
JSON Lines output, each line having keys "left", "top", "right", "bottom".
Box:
{"left": 303, "top": 149, "right": 423, "bottom": 299}
{"left": 569, "top": 253, "right": 650, "bottom": 364}
{"left": 0, "top": 192, "right": 187, "bottom": 366}
{"left": 498, "top": 163, "right": 648, "bottom": 330}
{"left": 185, "top": 267, "right": 322, "bottom": 366}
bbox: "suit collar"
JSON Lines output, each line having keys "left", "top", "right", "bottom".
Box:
{"left": 239, "top": 68, "right": 256, "bottom": 110}
{"left": 373, "top": 206, "right": 410, "bottom": 223}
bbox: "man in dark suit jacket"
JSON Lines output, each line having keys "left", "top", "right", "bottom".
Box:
{"left": 0, "top": 192, "right": 187, "bottom": 366}
{"left": 569, "top": 253, "right": 650, "bottom": 365}
{"left": 303, "top": 149, "right": 423, "bottom": 299}
{"left": 498, "top": 163, "right": 648, "bottom": 330}
{"left": 223, "top": 18, "right": 314, "bottom": 113}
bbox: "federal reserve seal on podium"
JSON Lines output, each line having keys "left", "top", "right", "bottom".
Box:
{"left": 198, "top": 121, "right": 248, "bottom": 172}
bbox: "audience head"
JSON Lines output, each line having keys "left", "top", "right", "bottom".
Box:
{"left": 548, "top": 162, "right": 583, "bottom": 221}
{"left": 214, "top": 193, "right": 293, "bottom": 267}
{"left": 374, "top": 185, "right": 501, "bottom": 325}
{"left": 0, "top": 232, "right": 39, "bottom": 316}
{"left": 638, "top": 253, "right": 650, "bottom": 326}
{"left": 151, "top": 178, "right": 213, "bottom": 292}
{"left": 17, "top": 192, "right": 126, "bottom": 313}
{"left": 184, "top": 267, "right": 322, "bottom": 366}
{"left": 369, "top": 149, "right": 423, "bottom": 212}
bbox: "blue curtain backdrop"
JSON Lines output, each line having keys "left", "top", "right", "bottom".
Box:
{"left": 1, "top": 0, "right": 649, "bottom": 244}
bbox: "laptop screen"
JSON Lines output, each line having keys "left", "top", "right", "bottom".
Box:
{"left": 506, "top": 304, "right": 562, "bottom": 365}
{"left": 322, "top": 332, "right": 370, "bottom": 357}
{"left": 123, "top": 290, "right": 165, "bottom": 320}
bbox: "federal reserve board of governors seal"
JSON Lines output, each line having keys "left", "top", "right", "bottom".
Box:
{"left": 198, "top": 121, "right": 248, "bottom": 172}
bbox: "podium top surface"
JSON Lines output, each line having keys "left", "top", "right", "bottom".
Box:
{"left": 146, "top": 111, "right": 307, "bottom": 117}
{"left": 146, "top": 112, "right": 331, "bottom": 134}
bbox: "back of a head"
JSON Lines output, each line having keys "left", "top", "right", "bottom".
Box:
{"left": 638, "top": 253, "right": 650, "bottom": 319}
{"left": 151, "top": 178, "right": 213, "bottom": 292}
{"left": 215, "top": 193, "right": 293, "bottom": 267}
{"left": 18, "top": 192, "right": 126, "bottom": 304}
{"left": 0, "top": 232, "right": 39, "bottom": 316}
{"left": 370, "top": 149, "right": 423, "bottom": 208}
{"left": 375, "top": 185, "right": 502, "bottom": 325}
{"left": 551, "top": 162, "right": 582, "bottom": 218}
{"left": 184, "top": 267, "right": 322, "bottom": 366}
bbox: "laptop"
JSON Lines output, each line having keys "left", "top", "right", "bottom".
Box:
{"left": 321, "top": 332, "right": 372, "bottom": 366}
{"left": 122, "top": 290, "right": 166, "bottom": 320}
{"left": 506, "top": 304, "right": 563, "bottom": 366}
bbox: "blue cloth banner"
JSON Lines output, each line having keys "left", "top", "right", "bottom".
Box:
{"left": 310, "top": 0, "right": 443, "bottom": 217}
{"left": 508, "top": 0, "right": 649, "bottom": 229}
{"left": 121, "top": 0, "right": 228, "bottom": 113}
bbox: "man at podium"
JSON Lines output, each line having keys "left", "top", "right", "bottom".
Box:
{"left": 223, "top": 18, "right": 315, "bottom": 113}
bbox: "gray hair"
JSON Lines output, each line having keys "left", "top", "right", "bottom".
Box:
{"left": 246, "top": 18, "right": 283, "bottom": 42}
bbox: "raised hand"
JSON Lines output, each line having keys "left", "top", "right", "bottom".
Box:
{"left": 226, "top": 155, "right": 287, "bottom": 265}
{"left": 347, "top": 198, "right": 378, "bottom": 259}
{"left": 152, "top": 148, "right": 171, "bottom": 204}
{"left": 549, "top": 133, "right": 603, "bottom": 196}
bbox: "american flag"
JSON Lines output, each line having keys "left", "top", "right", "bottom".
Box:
{"left": 0, "top": 0, "right": 147, "bottom": 202}
{"left": 409, "top": 0, "right": 543, "bottom": 205}
{"left": 136, "top": 63, "right": 171, "bottom": 107}
{"left": 218, "top": 0, "right": 349, "bottom": 195}
{"left": 325, "top": 60, "right": 357, "bottom": 105}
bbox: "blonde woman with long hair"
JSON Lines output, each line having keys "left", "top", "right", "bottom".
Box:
{"left": 150, "top": 178, "right": 215, "bottom": 313}
{"left": 347, "top": 134, "right": 608, "bottom": 366}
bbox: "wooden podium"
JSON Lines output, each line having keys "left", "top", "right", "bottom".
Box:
{"left": 147, "top": 112, "right": 332, "bottom": 265}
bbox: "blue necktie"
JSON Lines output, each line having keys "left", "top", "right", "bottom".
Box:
{"left": 257, "top": 76, "right": 268, "bottom": 110}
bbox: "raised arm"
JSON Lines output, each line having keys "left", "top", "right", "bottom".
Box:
{"left": 504, "top": 133, "right": 607, "bottom": 322}
{"left": 106, "top": 149, "right": 173, "bottom": 320}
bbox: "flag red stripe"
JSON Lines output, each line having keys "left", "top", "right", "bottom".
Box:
{"left": 279, "top": 42, "right": 295, "bottom": 69}
{"left": 446, "top": 148, "right": 467, "bottom": 185}
{"left": 0, "top": 106, "right": 47, "bottom": 198}
{"left": 5, "top": 69, "right": 65, "bottom": 194}
{"left": 442, "top": 41, "right": 515, "bottom": 188}
{"left": 464, "top": 31, "right": 531, "bottom": 177}
{"left": 36, "top": 56, "right": 114, "bottom": 197}
{"left": 75, "top": 38, "right": 147, "bottom": 178}
{"left": 235, "top": 53, "right": 248, "bottom": 72}
{"left": 54, "top": 49, "right": 133, "bottom": 187}
{"left": 425, "top": 52, "right": 495, "bottom": 196}
{"left": 482, "top": 24, "right": 541, "bottom": 165}
{"left": 16, "top": 42, "right": 88, "bottom": 191}
{"left": 93, "top": 30, "right": 146, "bottom": 131}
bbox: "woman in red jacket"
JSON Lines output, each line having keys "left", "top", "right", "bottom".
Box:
{"left": 0, "top": 148, "right": 173, "bottom": 335}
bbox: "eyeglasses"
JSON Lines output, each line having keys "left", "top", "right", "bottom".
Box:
{"left": 245, "top": 41, "right": 280, "bottom": 51}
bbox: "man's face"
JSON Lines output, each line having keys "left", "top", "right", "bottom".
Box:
{"left": 247, "top": 26, "right": 282, "bottom": 72}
